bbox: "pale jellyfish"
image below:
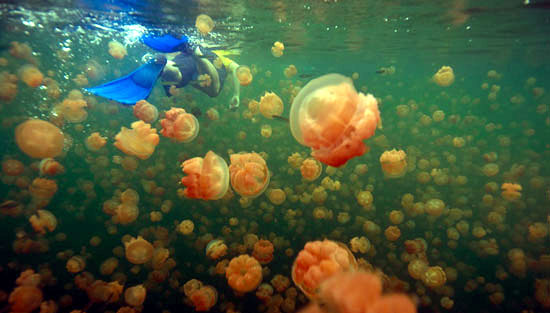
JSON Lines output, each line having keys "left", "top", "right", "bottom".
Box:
{"left": 180, "top": 151, "right": 230, "bottom": 200}
{"left": 108, "top": 41, "right": 127, "bottom": 59}
{"left": 114, "top": 121, "right": 159, "bottom": 160}
{"left": 160, "top": 107, "right": 199, "bottom": 143}
{"left": 236, "top": 65, "right": 253, "bottom": 86}
{"left": 289, "top": 74, "right": 381, "bottom": 167}
{"left": 228, "top": 152, "right": 270, "bottom": 198}
{"left": 124, "top": 284, "right": 146, "bottom": 307}
{"left": 433, "top": 66, "right": 455, "bottom": 87}
{"left": 85, "top": 132, "right": 107, "bottom": 151}
{"left": 15, "top": 119, "right": 65, "bottom": 159}
{"left": 271, "top": 41, "right": 284, "bottom": 57}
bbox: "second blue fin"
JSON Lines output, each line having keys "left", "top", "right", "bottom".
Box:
{"left": 142, "top": 34, "right": 189, "bottom": 53}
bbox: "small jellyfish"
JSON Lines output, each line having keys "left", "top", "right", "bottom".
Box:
{"left": 198, "top": 73, "right": 212, "bottom": 87}
{"left": 0, "top": 71, "right": 18, "bottom": 101}
{"left": 160, "top": 107, "right": 199, "bottom": 143}
{"left": 29, "top": 210, "right": 57, "bottom": 234}
{"left": 206, "top": 239, "right": 228, "bottom": 260}
{"left": 226, "top": 254, "right": 263, "bottom": 293}
{"left": 18, "top": 64, "right": 43, "bottom": 88}
{"left": 189, "top": 285, "right": 218, "bottom": 311}
{"left": 85, "top": 132, "right": 107, "bottom": 151}
{"left": 56, "top": 97, "right": 88, "bottom": 123}
{"left": 284, "top": 65, "right": 298, "bottom": 78}
{"left": 196, "top": 14, "right": 215, "bottom": 35}
{"left": 425, "top": 198, "right": 445, "bottom": 217}
{"left": 108, "top": 40, "right": 127, "bottom": 59}
{"left": 38, "top": 158, "right": 65, "bottom": 176}
{"left": 114, "top": 121, "right": 159, "bottom": 160}
{"left": 317, "top": 272, "right": 382, "bottom": 313}
{"left": 267, "top": 188, "right": 286, "bottom": 205}
{"left": 228, "top": 152, "right": 270, "bottom": 198}
{"left": 259, "top": 92, "right": 284, "bottom": 119}
{"left": 261, "top": 124, "right": 272, "bottom": 138}
{"left": 236, "top": 65, "right": 253, "bottom": 86}
{"left": 15, "top": 119, "right": 65, "bottom": 159}
{"left": 178, "top": 220, "right": 194, "bottom": 235}
{"left": 133, "top": 100, "right": 159, "bottom": 123}
{"left": 252, "top": 239, "right": 274, "bottom": 264}
{"left": 501, "top": 183, "right": 522, "bottom": 201}
{"left": 125, "top": 285, "right": 146, "bottom": 307}
{"left": 271, "top": 41, "right": 284, "bottom": 57}
{"left": 422, "top": 266, "right": 447, "bottom": 288}
{"left": 206, "top": 108, "right": 219, "bottom": 121}
{"left": 379, "top": 149, "right": 407, "bottom": 178}
{"left": 300, "top": 158, "right": 322, "bottom": 181}
{"left": 124, "top": 236, "right": 154, "bottom": 264}
{"left": 66, "top": 256, "right": 86, "bottom": 273}
{"left": 292, "top": 239, "right": 357, "bottom": 299}
{"left": 115, "top": 203, "right": 139, "bottom": 225}
{"left": 2, "top": 159, "right": 24, "bottom": 176}
{"left": 433, "top": 66, "right": 455, "bottom": 87}
{"left": 349, "top": 236, "right": 370, "bottom": 254}
{"left": 289, "top": 74, "right": 381, "bottom": 167}
{"left": 180, "top": 151, "right": 230, "bottom": 200}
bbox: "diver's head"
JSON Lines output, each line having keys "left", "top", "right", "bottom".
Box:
{"left": 161, "top": 61, "right": 182, "bottom": 84}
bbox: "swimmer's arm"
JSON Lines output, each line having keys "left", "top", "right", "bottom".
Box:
{"left": 228, "top": 62, "right": 240, "bottom": 110}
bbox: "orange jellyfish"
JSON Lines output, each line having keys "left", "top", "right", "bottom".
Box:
{"left": 124, "top": 285, "right": 146, "bottom": 307}
{"left": 133, "top": 100, "right": 159, "bottom": 123}
{"left": 0, "top": 71, "right": 18, "bottom": 101}
{"left": 379, "top": 149, "right": 407, "bottom": 178}
{"left": 56, "top": 97, "right": 88, "bottom": 123}
{"left": 85, "top": 132, "right": 107, "bottom": 151}
{"left": 38, "top": 158, "right": 65, "bottom": 176}
{"left": 368, "top": 294, "right": 417, "bottom": 313}
{"left": 29, "top": 178, "right": 58, "bottom": 209}
{"left": 87, "top": 280, "right": 123, "bottom": 304}
{"left": 206, "top": 239, "right": 228, "bottom": 260}
{"left": 226, "top": 254, "right": 263, "bottom": 293}
{"left": 259, "top": 92, "right": 284, "bottom": 119}
{"left": 289, "top": 74, "right": 381, "bottom": 167}
{"left": 300, "top": 158, "right": 322, "bottom": 181}
{"left": 291, "top": 239, "right": 357, "bottom": 299}
{"left": 114, "top": 121, "right": 159, "bottom": 160}
{"left": 9, "top": 285, "right": 43, "bottom": 313}
{"left": 196, "top": 14, "right": 215, "bottom": 35}
{"left": 317, "top": 272, "right": 382, "bottom": 313}
{"left": 160, "top": 107, "right": 199, "bottom": 143}
{"left": 29, "top": 210, "right": 57, "bottom": 234}
{"left": 501, "top": 183, "right": 522, "bottom": 201}
{"left": 267, "top": 188, "right": 286, "bottom": 205}
{"left": 108, "top": 40, "right": 127, "bottom": 59}
{"left": 236, "top": 65, "right": 253, "bottom": 86}
{"left": 433, "top": 66, "right": 455, "bottom": 87}
{"left": 2, "top": 159, "right": 24, "bottom": 176}
{"left": 228, "top": 152, "right": 270, "bottom": 198}
{"left": 252, "top": 239, "right": 274, "bottom": 264}
{"left": 189, "top": 285, "right": 218, "bottom": 311}
{"left": 9, "top": 42, "right": 33, "bottom": 60}
{"left": 18, "top": 64, "right": 43, "bottom": 88}
{"left": 271, "top": 41, "right": 284, "bottom": 57}
{"left": 15, "top": 119, "right": 65, "bottom": 159}
{"left": 66, "top": 256, "right": 86, "bottom": 273}
{"left": 124, "top": 236, "right": 154, "bottom": 264}
{"left": 180, "top": 151, "right": 230, "bottom": 200}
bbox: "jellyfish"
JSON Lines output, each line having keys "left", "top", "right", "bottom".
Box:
{"left": 256, "top": 283, "right": 274, "bottom": 302}
{"left": 66, "top": 256, "right": 86, "bottom": 273}
{"left": 206, "top": 239, "right": 228, "bottom": 260}
{"left": 115, "top": 203, "right": 139, "bottom": 225}
{"left": 267, "top": 188, "right": 286, "bottom": 205}
{"left": 228, "top": 152, "right": 270, "bottom": 198}
{"left": 133, "top": 100, "right": 159, "bottom": 123}
{"left": 196, "top": 14, "right": 215, "bottom": 35}
{"left": 284, "top": 65, "right": 298, "bottom": 78}
{"left": 422, "top": 266, "right": 446, "bottom": 288}
{"left": 124, "top": 236, "right": 154, "bottom": 264}
{"left": 433, "top": 66, "right": 455, "bottom": 87}
{"left": 206, "top": 108, "right": 219, "bottom": 121}
{"left": 252, "top": 239, "right": 274, "bottom": 264}
{"left": 87, "top": 280, "right": 123, "bottom": 304}
{"left": 2, "top": 159, "right": 24, "bottom": 176}
{"left": 29, "top": 178, "right": 58, "bottom": 209}
{"left": 289, "top": 74, "right": 381, "bottom": 167}
{"left": 189, "top": 285, "right": 218, "bottom": 311}
{"left": 100, "top": 258, "right": 119, "bottom": 276}
{"left": 18, "top": 64, "right": 43, "bottom": 88}
{"left": 349, "top": 236, "right": 370, "bottom": 254}
{"left": 15, "top": 119, "right": 65, "bottom": 159}
{"left": 108, "top": 40, "right": 127, "bottom": 59}
{"left": 259, "top": 92, "right": 284, "bottom": 119}
{"left": 114, "top": 121, "right": 159, "bottom": 160}
{"left": 29, "top": 210, "right": 57, "bottom": 234}
{"left": 0, "top": 71, "right": 17, "bottom": 101}
{"left": 356, "top": 190, "right": 374, "bottom": 209}
{"left": 501, "top": 183, "right": 522, "bottom": 201}
{"left": 535, "top": 279, "right": 550, "bottom": 308}
{"left": 271, "top": 41, "right": 284, "bottom": 57}
{"left": 261, "top": 124, "right": 272, "bottom": 138}
{"left": 226, "top": 254, "right": 263, "bottom": 293}
{"left": 160, "top": 107, "right": 199, "bottom": 143}
{"left": 300, "top": 158, "right": 322, "bottom": 181}
{"left": 317, "top": 272, "right": 382, "bottom": 313}
{"left": 384, "top": 226, "right": 401, "bottom": 241}
{"left": 368, "top": 294, "right": 417, "bottom": 313}
{"left": 9, "top": 42, "right": 33, "bottom": 60}
{"left": 178, "top": 220, "right": 195, "bottom": 235}
{"left": 180, "top": 151, "right": 230, "bottom": 200}
{"left": 236, "top": 65, "right": 253, "bottom": 86}
{"left": 9, "top": 285, "right": 43, "bottom": 313}
{"left": 291, "top": 239, "right": 357, "bottom": 299}
{"left": 425, "top": 198, "right": 445, "bottom": 217}
{"left": 408, "top": 258, "right": 429, "bottom": 280}
{"left": 84, "top": 132, "right": 106, "bottom": 152}
{"left": 125, "top": 285, "right": 146, "bottom": 307}
{"left": 198, "top": 74, "right": 212, "bottom": 87}
{"left": 379, "top": 149, "right": 407, "bottom": 178}
{"left": 38, "top": 158, "right": 65, "bottom": 176}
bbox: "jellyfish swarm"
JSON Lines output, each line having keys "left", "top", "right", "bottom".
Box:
{"left": 290, "top": 74, "right": 381, "bottom": 167}
{"left": 133, "top": 100, "right": 159, "bottom": 123}
{"left": 180, "top": 151, "right": 229, "bottom": 200}
{"left": 15, "top": 119, "right": 65, "bottom": 159}
{"left": 291, "top": 239, "right": 357, "bottom": 299}
{"left": 114, "top": 121, "right": 159, "bottom": 160}
{"left": 160, "top": 107, "right": 199, "bottom": 143}
{"left": 226, "top": 254, "right": 263, "bottom": 293}
{"left": 379, "top": 149, "right": 407, "bottom": 178}
{"left": 228, "top": 152, "right": 270, "bottom": 198}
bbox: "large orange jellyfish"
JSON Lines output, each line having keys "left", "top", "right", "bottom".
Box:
{"left": 114, "top": 121, "right": 159, "bottom": 160}
{"left": 379, "top": 149, "right": 407, "bottom": 178}
{"left": 85, "top": 132, "right": 107, "bottom": 151}
{"left": 108, "top": 40, "right": 127, "bottom": 59}
{"left": 259, "top": 92, "right": 284, "bottom": 119}
{"left": 180, "top": 151, "right": 229, "bottom": 200}
{"left": 15, "top": 119, "right": 65, "bottom": 159}
{"left": 289, "top": 74, "right": 381, "bottom": 167}
{"left": 29, "top": 210, "right": 57, "bottom": 234}
{"left": 124, "top": 236, "right": 154, "bottom": 264}
{"left": 226, "top": 254, "right": 263, "bottom": 293}
{"left": 292, "top": 239, "right": 357, "bottom": 299}
{"left": 18, "top": 64, "right": 43, "bottom": 88}
{"left": 228, "top": 152, "right": 270, "bottom": 198}
{"left": 133, "top": 100, "right": 159, "bottom": 123}
{"left": 160, "top": 107, "right": 199, "bottom": 143}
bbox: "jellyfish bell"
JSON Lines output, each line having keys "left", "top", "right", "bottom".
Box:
{"left": 379, "top": 149, "right": 407, "bottom": 178}
{"left": 206, "top": 239, "right": 228, "bottom": 260}
{"left": 160, "top": 107, "right": 199, "bottom": 143}
{"left": 226, "top": 254, "right": 262, "bottom": 293}
{"left": 114, "top": 121, "right": 159, "bottom": 160}
{"left": 196, "top": 14, "right": 215, "bottom": 35}
{"left": 39, "top": 158, "right": 65, "bottom": 176}
{"left": 228, "top": 152, "right": 270, "bottom": 198}
{"left": 180, "top": 151, "right": 230, "bottom": 200}
{"left": 289, "top": 74, "right": 381, "bottom": 167}
{"left": 15, "top": 119, "right": 65, "bottom": 159}
{"left": 133, "top": 100, "right": 159, "bottom": 123}
{"left": 433, "top": 66, "right": 455, "bottom": 87}
{"left": 124, "top": 236, "right": 154, "bottom": 264}
{"left": 236, "top": 66, "right": 253, "bottom": 86}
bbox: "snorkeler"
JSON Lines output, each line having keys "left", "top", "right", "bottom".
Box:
{"left": 85, "top": 34, "right": 241, "bottom": 110}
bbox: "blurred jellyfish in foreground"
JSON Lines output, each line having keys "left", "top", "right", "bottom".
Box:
{"left": 229, "top": 152, "right": 270, "bottom": 198}
{"left": 290, "top": 74, "right": 381, "bottom": 167}
{"left": 226, "top": 254, "right": 262, "bottom": 293}
{"left": 114, "top": 121, "right": 159, "bottom": 160}
{"left": 15, "top": 119, "right": 65, "bottom": 159}
{"left": 292, "top": 239, "right": 357, "bottom": 299}
{"left": 180, "top": 151, "right": 229, "bottom": 200}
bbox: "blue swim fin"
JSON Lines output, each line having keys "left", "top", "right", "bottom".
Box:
{"left": 142, "top": 34, "right": 189, "bottom": 53}
{"left": 85, "top": 57, "right": 167, "bottom": 105}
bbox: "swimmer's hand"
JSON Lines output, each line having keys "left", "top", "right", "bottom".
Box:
{"left": 229, "top": 95, "right": 240, "bottom": 111}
